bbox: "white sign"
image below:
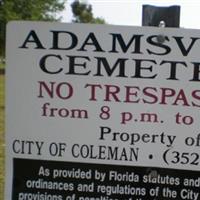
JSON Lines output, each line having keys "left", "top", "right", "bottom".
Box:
{"left": 6, "top": 21, "right": 200, "bottom": 200}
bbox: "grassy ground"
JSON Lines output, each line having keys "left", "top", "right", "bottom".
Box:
{"left": 0, "top": 61, "right": 5, "bottom": 69}
{"left": 0, "top": 74, "right": 5, "bottom": 200}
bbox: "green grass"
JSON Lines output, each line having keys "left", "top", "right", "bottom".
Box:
{"left": 0, "top": 62, "right": 5, "bottom": 70}
{"left": 0, "top": 74, "right": 5, "bottom": 200}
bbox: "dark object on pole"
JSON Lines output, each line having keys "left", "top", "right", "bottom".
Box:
{"left": 142, "top": 5, "right": 180, "bottom": 27}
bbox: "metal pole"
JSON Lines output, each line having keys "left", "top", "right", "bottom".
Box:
{"left": 142, "top": 5, "right": 180, "bottom": 28}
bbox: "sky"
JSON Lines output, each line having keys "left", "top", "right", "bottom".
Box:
{"left": 60, "top": 0, "right": 200, "bottom": 29}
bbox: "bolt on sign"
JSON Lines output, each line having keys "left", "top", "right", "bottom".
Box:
{"left": 5, "top": 21, "right": 200, "bottom": 200}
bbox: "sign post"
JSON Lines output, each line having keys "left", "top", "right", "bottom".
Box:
{"left": 6, "top": 21, "right": 200, "bottom": 199}
{"left": 142, "top": 5, "right": 180, "bottom": 27}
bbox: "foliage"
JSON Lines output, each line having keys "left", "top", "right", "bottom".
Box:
{"left": 0, "top": 0, "right": 66, "bottom": 21}
{"left": 71, "top": 1, "right": 105, "bottom": 24}
{"left": 0, "top": 0, "right": 66, "bottom": 57}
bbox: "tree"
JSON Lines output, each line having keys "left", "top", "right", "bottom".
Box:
{"left": 0, "top": 0, "right": 66, "bottom": 58}
{"left": 71, "top": 1, "right": 105, "bottom": 24}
